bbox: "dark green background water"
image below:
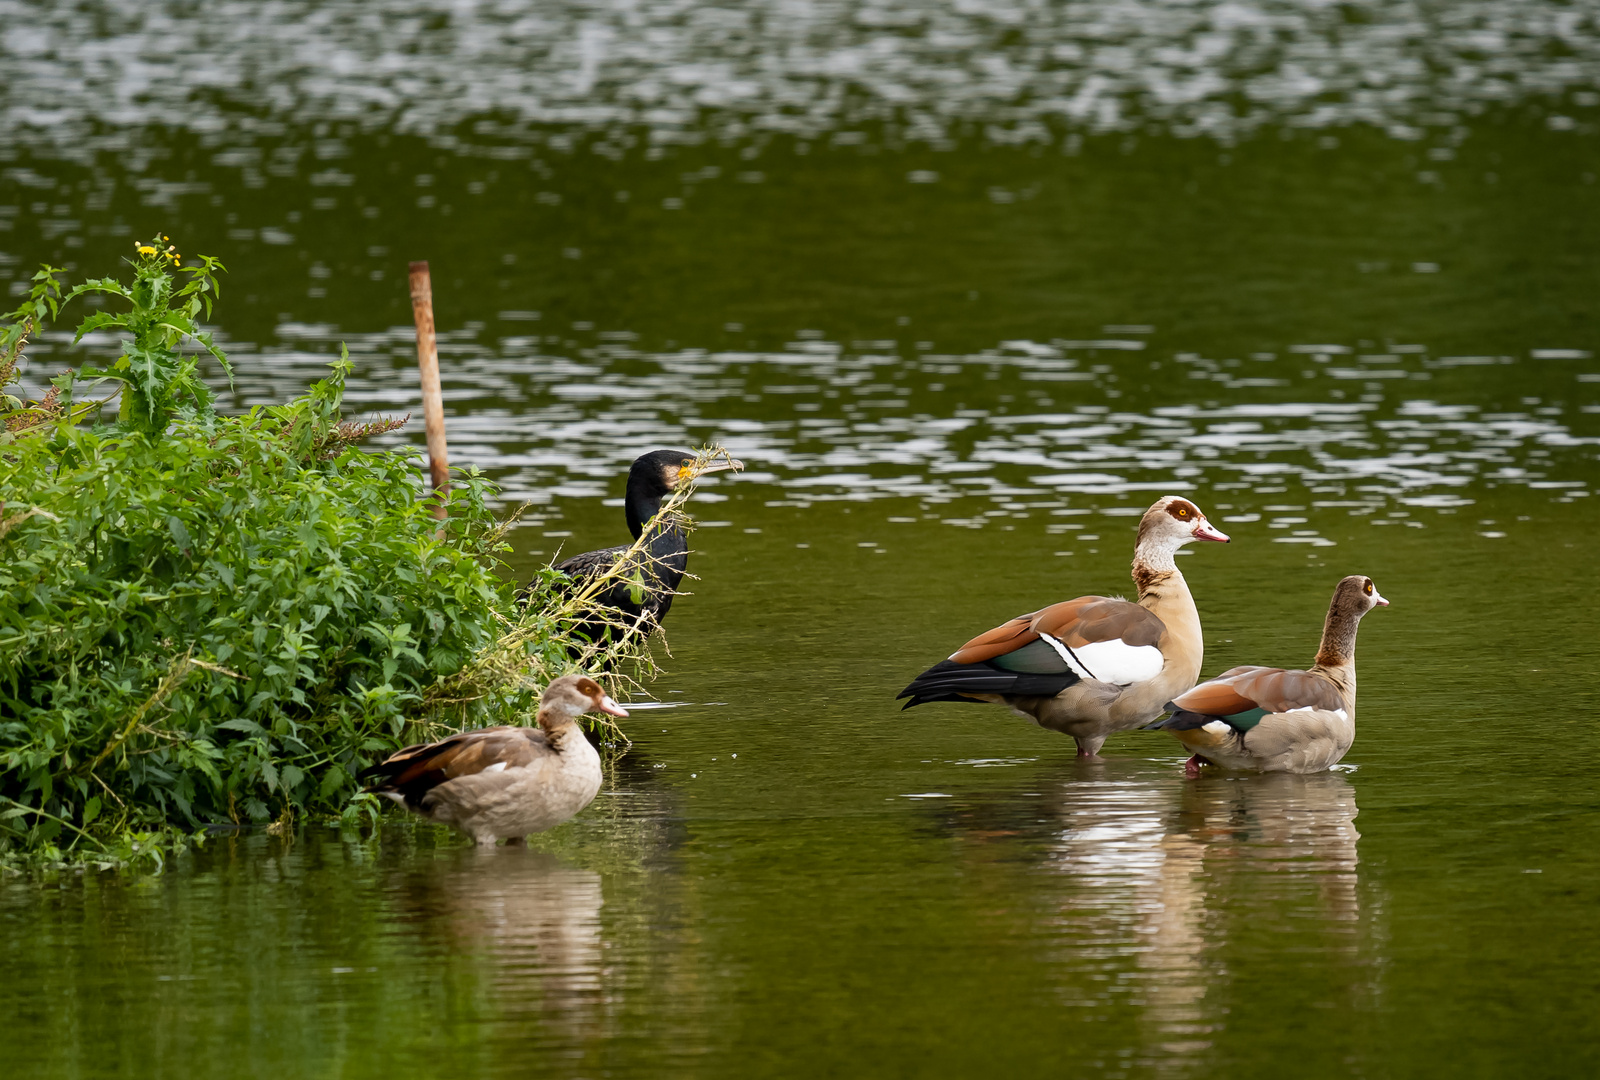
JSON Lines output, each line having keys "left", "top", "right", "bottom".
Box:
{"left": 4, "top": 1, "right": 1600, "bottom": 1075}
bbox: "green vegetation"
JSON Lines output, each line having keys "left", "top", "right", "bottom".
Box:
{"left": 0, "top": 240, "right": 692, "bottom": 871}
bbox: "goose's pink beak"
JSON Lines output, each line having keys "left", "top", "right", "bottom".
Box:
{"left": 1193, "top": 520, "right": 1230, "bottom": 543}
{"left": 597, "top": 695, "right": 629, "bottom": 718}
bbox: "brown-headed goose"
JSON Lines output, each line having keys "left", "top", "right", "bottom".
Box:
{"left": 898, "top": 495, "right": 1230, "bottom": 757}
{"left": 1151, "top": 575, "right": 1388, "bottom": 776}
{"left": 362, "top": 674, "right": 627, "bottom": 845}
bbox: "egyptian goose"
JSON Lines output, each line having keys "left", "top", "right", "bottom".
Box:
{"left": 1151, "top": 575, "right": 1388, "bottom": 776}
{"left": 534, "top": 449, "right": 742, "bottom": 642}
{"left": 362, "top": 674, "right": 627, "bottom": 845}
{"left": 898, "top": 495, "right": 1230, "bottom": 756}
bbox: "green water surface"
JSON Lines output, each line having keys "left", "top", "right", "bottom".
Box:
{"left": 4, "top": 2, "right": 1600, "bottom": 1075}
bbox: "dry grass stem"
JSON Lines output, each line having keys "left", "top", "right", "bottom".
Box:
{"left": 420, "top": 445, "right": 739, "bottom": 744}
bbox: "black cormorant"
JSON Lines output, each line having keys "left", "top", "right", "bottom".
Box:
{"left": 540, "top": 448, "right": 741, "bottom": 646}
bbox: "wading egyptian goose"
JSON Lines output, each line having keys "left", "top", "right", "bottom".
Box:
{"left": 898, "top": 496, "right": 1230, "bottom": 756}
{"left": 538, "top": 449, "right": 742, "bottom": 642}
{"left": 1151, "top": 575, "right": 1388, "bottom": 776}
{"left": 361, "top": 675, "right": 627, "bottom": 845}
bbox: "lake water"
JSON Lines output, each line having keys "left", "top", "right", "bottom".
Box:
{"left": 4, "top": 1, "right": 1600, "bottom": 1075}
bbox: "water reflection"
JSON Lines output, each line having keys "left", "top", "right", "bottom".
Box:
{"left": 945, "top": 768, "right": 1364, "bottom": 1071}
{"left": 386, "top": 846, "right": 606, "bottom": 1040}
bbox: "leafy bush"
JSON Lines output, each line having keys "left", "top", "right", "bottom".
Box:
{"left": 0, "top": 240, "right": 677, "bottom": 870}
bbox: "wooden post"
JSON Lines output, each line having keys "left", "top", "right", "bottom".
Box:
{"left": 408, "top": 261, "right": 449, "bottom": 520}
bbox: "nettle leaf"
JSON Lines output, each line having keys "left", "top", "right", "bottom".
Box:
{"left": 318, "top": 765, "right": 347, "bottom": 799}
{"left": 216, "top": 718, "right": 265, "bottom": 736}
{"left": 166, "top": 515, "right": 193, "bottom": 552}
{"left": 626, "top": 566, "right": 649, "bottom": 606}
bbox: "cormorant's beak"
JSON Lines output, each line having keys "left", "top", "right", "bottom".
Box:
{"left": 597, "top": 695, "right": 629, "bottom": 718}
{"left": 1192, "top": 520, "right": 1230, "bottom": 543}
{"left": 674, "top": 457, "right": 743, "bottom": 489}
{"left": 697, "top": 457, "right": 743, "bottom": 476}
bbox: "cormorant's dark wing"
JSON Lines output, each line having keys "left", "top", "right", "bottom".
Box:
{"left": 551, "top": 528, "right": 687, "bottom": 623}
{"left": 515, "top": 544, "right": 626, "bottom": 610}
{"left": 519, "top": 524, "right": 689, "bottom": 658}
{"left": 555, "top": 544, "right": 629, "bottom": 579}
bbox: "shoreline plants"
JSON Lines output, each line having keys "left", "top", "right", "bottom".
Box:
{"left": 1, "top": 238, "right": 714, "bottom": 871}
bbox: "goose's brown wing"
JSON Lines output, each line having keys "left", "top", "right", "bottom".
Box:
{"left": 1161, "top": 668, "right": 1346, "bottom": 743}
{"left": 951, "top": 597, "right": 1164, "bottom": 659}
{"left": 900, "top": 596, "right": 1168, "bottom": 707}
{"left": 362, "top": 726, "right": 549, "bottom": 809}
{"left": 1173, "top": 667, "right": 1344, "bottom": 716}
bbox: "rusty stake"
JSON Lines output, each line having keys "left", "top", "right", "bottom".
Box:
{"left": 408, "top": 260, "right": 449, "bottom": 520}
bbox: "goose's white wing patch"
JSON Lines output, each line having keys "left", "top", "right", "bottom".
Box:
{"left": 1071, "top": 639, "right": 1166, "bottom": 686}
{"left": 1038, "top": 633, "right": 1096, "bottom": 680}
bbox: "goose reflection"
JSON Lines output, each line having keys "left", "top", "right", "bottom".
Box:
{"left": 391, "top": 845, "right": 606, "bottom": 1039}
{"left": 969, "top": 766, "right": 1364, "bottom": 1071}
{"left": 1132, "top": 772, "right": 1360, "bottom": 1069}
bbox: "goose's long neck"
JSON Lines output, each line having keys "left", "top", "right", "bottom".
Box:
{"left": 1314, "top": 605, "right": 1362, "bottom": 672}
{"left": 1311, "top": 609, "right": 1361, "bottom": 707}
{"left": 1132, "top": 543, "right": 1201, "bottom": 674}
{"left": 537, "top": 708, "right": 577, "bottom": 740}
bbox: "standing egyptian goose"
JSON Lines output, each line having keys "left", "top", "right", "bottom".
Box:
{"left": 1151, "top": 575, "right": 1388, "bottom": 776}
{"left": 898, "top": 495, "right": 1230, "bottom": 756}
{"left": 361, "top": 674, "right": 628, "bottom": 845}
{"left": 536, "top": 449, "right": 742, "bottom": 641}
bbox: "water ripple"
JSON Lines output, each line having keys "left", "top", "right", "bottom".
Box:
{"left": 2, "top": 0, "right": 1597, "bottom": 155}
{"left": 23, "top": 322, "right": 1591, "bottom": 546}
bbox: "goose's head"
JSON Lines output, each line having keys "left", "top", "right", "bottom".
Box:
{"left": 541, "top": 674, "right": 629, "bottom": 722}
{"left": 1136, "top": 495, "right": 1230, "bottom": 557}
{"left": 1332, "top": 574, "right": 1389, "bottom": 619}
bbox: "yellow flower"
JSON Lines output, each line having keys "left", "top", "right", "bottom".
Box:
{"left": 137, "top": 245, "right": 157, "bottom": 256}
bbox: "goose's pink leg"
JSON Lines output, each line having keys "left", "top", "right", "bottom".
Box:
{"left": 1184, "top": 754, "right": 1207, "bottom": 778}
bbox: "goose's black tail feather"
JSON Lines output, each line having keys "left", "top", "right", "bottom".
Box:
{"left": 898, "top": 660, "right": 1079, "bottom": 709}
{"left": 1144, "top": 706, "right": 1213, "bottom": 731}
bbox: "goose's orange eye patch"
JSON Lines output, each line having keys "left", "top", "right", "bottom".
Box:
{"left": 1364, "top": 581, "right": 1373, "bottom": 594}
{"left": 1175, "top": 505, "right": 1191, "bottom": 519}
